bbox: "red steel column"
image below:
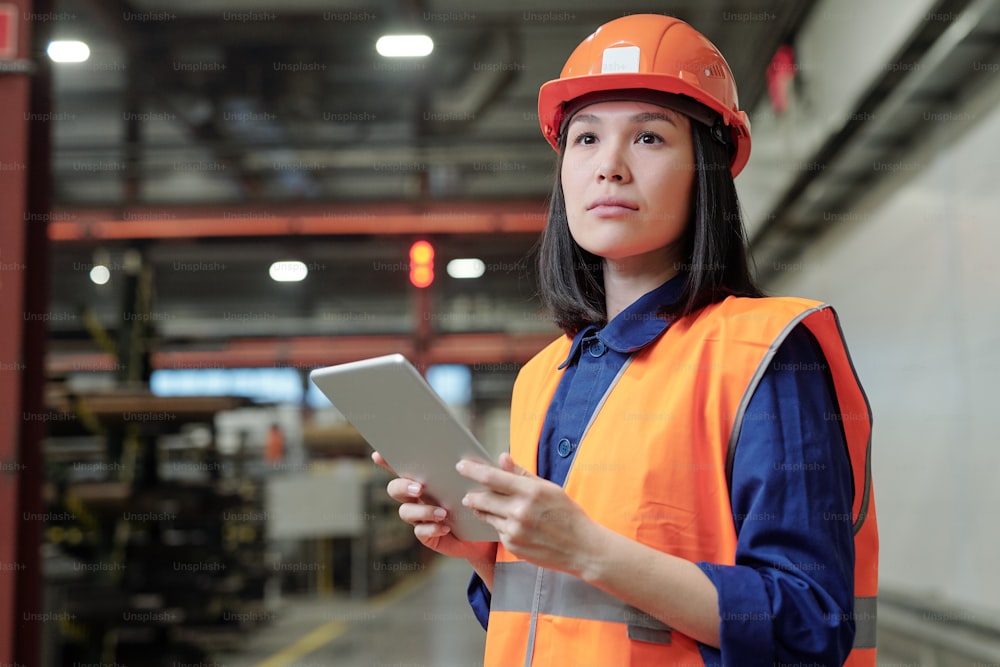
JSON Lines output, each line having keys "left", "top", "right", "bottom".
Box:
{"left": 1, "top": 1, "right": 50, "bottom": 665}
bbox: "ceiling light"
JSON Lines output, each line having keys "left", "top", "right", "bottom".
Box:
{"left": 376, "top": 35, "right": 433, "bottom": 58}
{"left": 89, "top": 265, "right": 110, "bottom": 285}
{"left": 447, "top": 258, "right": 485, "bottom": 279}
{"left": 47, "top": 40, "right": 91, "bottom": 63}
{"left": 269, "top": 260, "right": 308, "bottom": 282}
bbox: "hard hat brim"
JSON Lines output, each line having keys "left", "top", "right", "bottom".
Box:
{"left": 538, "top": 72, "right": 751, "bottom": 177}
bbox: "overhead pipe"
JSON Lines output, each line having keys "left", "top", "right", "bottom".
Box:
{"left": 47, "top": 332, "right": 558, "bottom": 372}
{"left": 47, "top": 200, "right": 548, "bottom": 240}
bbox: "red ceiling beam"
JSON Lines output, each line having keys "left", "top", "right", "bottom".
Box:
{"left": 47, "top": 200, "right": 549, "bottom": 241}
{"left": 47, "top": 332, "right": 559, "bottom": 372}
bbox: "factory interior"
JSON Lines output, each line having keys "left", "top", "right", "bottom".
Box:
{"left": 2, "top": 0, "right": 1000, "bottom": 665}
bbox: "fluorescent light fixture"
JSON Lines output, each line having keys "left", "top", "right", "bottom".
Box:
{"left": 269, "top": 260, "right": 308, "bottom": 282}
{"left": 426, "top": 364, "right": 472, "bottom": 405}
{"left": 151, "top": 367, "right": 305, "bottom": 405}
{"left": 47, "top": 40, "right": 91, "bottom": 63}
{"left": 376, "top": 35, "right": 433, "bottom": 58}
{"left": 89, "top": 265, "right": 110, "bottom": 285}
{"left": 447, "top": 258, "right": 486, "bottom": 279}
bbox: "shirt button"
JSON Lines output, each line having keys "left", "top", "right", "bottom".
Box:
{"left": 589, "top": 340, "right": 606, "bottom": 357}
{"left": 556, "top": 438, "right": 573, "bottom": 457}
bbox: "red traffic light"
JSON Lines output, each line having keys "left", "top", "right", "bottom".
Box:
{"left": 409, "top": 240, "right": 434, "bottom": 288}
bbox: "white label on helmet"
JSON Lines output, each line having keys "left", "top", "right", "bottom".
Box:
{"left": 601, "top": 46, "right": 640, "bottom": 74}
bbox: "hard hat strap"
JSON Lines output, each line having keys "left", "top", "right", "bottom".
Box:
{"left": 710, "top": 118, "right": 731, "bottom": 149}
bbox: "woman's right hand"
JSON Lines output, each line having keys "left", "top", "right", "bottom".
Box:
{"left": 371, "top": 451, "right": 497, "bottom": 566}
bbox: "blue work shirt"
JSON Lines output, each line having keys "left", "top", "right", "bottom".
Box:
{"left": 467, "top": 275, "right": 856, "bottom": 665}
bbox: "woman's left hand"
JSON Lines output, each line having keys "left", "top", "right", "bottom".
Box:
{"left": 456, "top": 453, "right": 598, "bottom": 576}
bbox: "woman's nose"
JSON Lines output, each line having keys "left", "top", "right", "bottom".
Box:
{"left": 596, "top": 148, "right": 630, "bottom": 183}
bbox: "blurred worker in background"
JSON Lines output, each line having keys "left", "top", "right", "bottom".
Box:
{"left": 376, "top": 14, "right": 877, "bottom": 666}
{"left": 264, "top": 422, "right": 285, "bottom": 464}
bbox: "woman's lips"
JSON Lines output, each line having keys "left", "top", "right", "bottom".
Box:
{"left": 587, "top": 197, "right": 639, "bottom": 216}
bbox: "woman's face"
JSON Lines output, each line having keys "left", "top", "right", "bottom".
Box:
{"left": 560, "top": 100, "right": 695, "bottom": 272}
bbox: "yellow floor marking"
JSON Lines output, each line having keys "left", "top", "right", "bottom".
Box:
{"left": 253, "top": 559, "right": 437, "bottom": 666}
{"left": 253, "top": 620, "right": 347, "bottom": 667}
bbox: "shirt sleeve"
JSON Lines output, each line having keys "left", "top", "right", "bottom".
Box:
{"left": 467, "top": 572, "right": 491, "bottom": 630}
{"left": 695, "top": 323, "right": 856, "bottom": 667}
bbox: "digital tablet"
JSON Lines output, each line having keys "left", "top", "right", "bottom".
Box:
{"left": 309, "top": 354, "right": 499, "bottom": 542}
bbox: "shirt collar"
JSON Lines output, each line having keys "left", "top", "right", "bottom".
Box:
{"left": 558, "top": 325, "right": 599, "bottom": 370}
{"left": 557, "top": 273, "right": 685, "bottom": 368}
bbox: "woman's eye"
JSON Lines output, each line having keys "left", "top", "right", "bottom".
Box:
{"left": 637, "top": 131, "right": 662, "bottom": 145}
{"left": 572, "top": 132, "right": 597, "bottom": 145}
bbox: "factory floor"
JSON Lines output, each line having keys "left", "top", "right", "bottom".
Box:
{"left": 216, "top": 555, "right": 486, "bottom": 667}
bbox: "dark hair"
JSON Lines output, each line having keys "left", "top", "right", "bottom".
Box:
{"left": 537, "top": 115, "right": 763, "bottom": 335}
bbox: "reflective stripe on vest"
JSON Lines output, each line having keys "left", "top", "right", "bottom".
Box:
{"left": 494, "top": 560, "right": 877, "bottom": 650}
{"left": 854, "top": 596, "right": 877, "bottom": 649}
{"left": 493, "top": 560, "right": 673, "bottom": 643}
{"left": 486, "top": 297, "right": 879, "bottom": 667}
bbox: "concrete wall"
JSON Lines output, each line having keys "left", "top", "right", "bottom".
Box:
{"left": 764, "top": 67, "right": 1000, "bottom": 616}
{"left": 738, "top": 0, "right": 938, "bottom": 237}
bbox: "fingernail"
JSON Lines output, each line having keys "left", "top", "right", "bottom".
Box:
{"left": 407, "top": 483, "right": 420, "bottom": 495}
{"left": 433, "top": 508, "right": 447, "bottom": 519}
{"left": 461, "top": 495, "right": 470, "bottom": 506}
{"left": 455, "top": 461, "right": 464, "bottom": 472}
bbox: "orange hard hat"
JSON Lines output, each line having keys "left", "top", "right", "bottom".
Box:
{"left": 538, "top": 14, "right": 752, "bottom": 177}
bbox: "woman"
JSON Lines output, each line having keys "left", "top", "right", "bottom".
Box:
{"left": 375, "top": 14, "right": 877, "bottom": 666}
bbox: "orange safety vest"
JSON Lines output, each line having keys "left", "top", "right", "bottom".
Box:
{"left": 484, "top": 296, "right": 878, "bottom": 667}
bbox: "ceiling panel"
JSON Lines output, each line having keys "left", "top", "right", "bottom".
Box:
{"left": 49, "top": 0, "right": 816, "bottom": 204}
